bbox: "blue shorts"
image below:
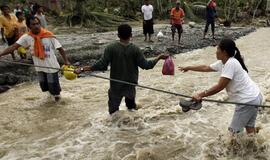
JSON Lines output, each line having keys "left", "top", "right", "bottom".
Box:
{"left": 38, "top": 72, "right": 61, "bottom": 96}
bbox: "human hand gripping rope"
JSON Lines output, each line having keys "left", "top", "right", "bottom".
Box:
{"left": 0, "top": 59, "right": 270, "bottom": 111}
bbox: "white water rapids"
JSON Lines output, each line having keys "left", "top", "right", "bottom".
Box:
{"left": 1, "top": 28, "right": 270, "bottom": 160}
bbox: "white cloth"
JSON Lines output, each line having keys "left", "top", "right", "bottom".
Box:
{"left": 157, "top": 31, "right": 164, "bottom": 37}
{"left": 14, "top": 9, "right": 22, "bottom": 15}
{"left": 16, "top": 34, "right": 62, "bottom": 73}
{"left": 141, "top": 4, "right": 153, "bottom": 20}
{"left": 210, "top": 58, "right": 260, "bottom": 103}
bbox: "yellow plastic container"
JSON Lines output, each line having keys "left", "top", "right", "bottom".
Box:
{"left": 62, "top": 65, "right": 77, "bottom": 80}
{"left": 17, "top": 47, "right": 27, "bottom": 55}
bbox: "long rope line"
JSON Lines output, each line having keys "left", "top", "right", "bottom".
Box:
{"left": 1, "top": 59, "right": 270, "bottom": 108}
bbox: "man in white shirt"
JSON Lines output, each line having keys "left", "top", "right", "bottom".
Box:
{"left": 0, "top": 16, "right": 70, "bottom": 102}
{"left": 141, "top": 0, "right": 154, "bottom": 42}
{"left": 35, "top": 5, "right": 48, "bottom": 29}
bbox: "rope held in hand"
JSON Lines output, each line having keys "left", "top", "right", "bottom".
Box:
{"left": 1, "top": 59, "right": 269, "bottom": 108}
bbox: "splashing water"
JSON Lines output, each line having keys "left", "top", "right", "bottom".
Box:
{"left": 1, "top": 28, "right": 270, "bottom": 160}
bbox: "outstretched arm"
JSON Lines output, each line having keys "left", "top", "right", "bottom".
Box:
{"left": 57, "top": 47, "right": 70, "bottom": 65}
{"left": 179, "top": 65, "right": 215, "bottom": 72}
{"left": 137, "top": 50, "right": 169, "bottom": 70}
{"left": 1, "top": 28, "right": 6, "bottom": 43}
{"left": 0, "top": 43, "right": 21, "bottom": 58}
{"left": 193, "top": 77, "right": 230, "bottom": 101}
{"left": 74, "top": 47, "right": 112, "bottom": 74}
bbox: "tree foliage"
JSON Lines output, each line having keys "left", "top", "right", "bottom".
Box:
{"left": 3, "top": 0, "right": 269, "bottom": 27}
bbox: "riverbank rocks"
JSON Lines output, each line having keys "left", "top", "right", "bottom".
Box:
{"left": 0, "top": 24, "right": 256, "bottom": 94}
{"left": 0, "top": 73, "right": 19, "bottom": 85}
{"left": 0, "top": 85, "right": 10, "bottom": 93}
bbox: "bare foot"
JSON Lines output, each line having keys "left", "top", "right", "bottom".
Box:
{"left": 54, "top": 95, "right": 61, "bottom": 102}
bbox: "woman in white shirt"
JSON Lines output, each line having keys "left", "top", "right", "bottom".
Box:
{"left": 179, "top": 38, "right": 262, "bottom": 134}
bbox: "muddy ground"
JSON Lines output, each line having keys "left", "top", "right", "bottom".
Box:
{"left": 0, "top": 23, "right": 255, "bottom": 90}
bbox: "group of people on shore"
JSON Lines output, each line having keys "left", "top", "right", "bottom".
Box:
{"left": 142, "top": 0, "right": 217, "bottom": 44}
{"left": 0, "top": 3, "right": 48, "bottom": 60}
{"left": 0, "top": 0, "right": 264, "bottom": 136}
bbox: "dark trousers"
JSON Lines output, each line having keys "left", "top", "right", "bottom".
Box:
{"left": 171, "top": 24, "right": 183, "bottom": 34}
{"left": 38, "top": 72, "right": 61, "bottom": 96}
{"left": 204, "top": 19, "right": 215, "bottom": 33}
{"left": 108, "top": 87, "right": 136, "bottom": 114}
{"left": 143, "top": 19, "right": 154, "bottom": 35}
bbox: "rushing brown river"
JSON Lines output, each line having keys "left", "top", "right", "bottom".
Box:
{"left": 1, "top": 28, "right": 270, "bottom": 160}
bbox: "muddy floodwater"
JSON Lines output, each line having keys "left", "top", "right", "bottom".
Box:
{"left": 1, "top": 28, "right": 270, "bottom": 160}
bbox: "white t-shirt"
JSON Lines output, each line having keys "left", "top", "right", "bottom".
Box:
{"left": 16, "top": 34, "right": 62, "bottom": 73}
{"left": 210, "top": 58, "right": 260, "bottom": 103}
{"left": 141, "top": 4, "right": 153, "bottom": 20}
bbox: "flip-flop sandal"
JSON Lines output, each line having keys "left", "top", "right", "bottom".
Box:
{"left": 179, "top": 99, "right": 191, "bottom": 112}
{"left": 179, "top": 99, "right": 202, "bottom": 111}
{"left": 181, "top": 105, "right": 191, "bottom": 112}
{"left": 189, "top": 101, "right": 202, "bottom": 110}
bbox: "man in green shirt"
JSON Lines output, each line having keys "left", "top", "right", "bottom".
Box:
{"left": 75, "top": 24, "right": 168, "bottom": 114}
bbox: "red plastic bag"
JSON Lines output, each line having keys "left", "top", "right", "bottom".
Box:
{"left": 162, "top": 56, "right": 174, "bottom": 75}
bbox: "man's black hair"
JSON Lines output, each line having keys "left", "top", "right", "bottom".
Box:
{"left": 26, "top": 15, "right": 40, "bottom": 28}
{"left": 0, "top": 4, "right": 9, "bottom": 11}
{"left": 118, "top": 24, "right": 132, "bottom": 40}
{"left": 33, "top": 4, "right": 41, "bottom": 13}
{"left": 15, "top": 11, "right": 24, "bottom": 18}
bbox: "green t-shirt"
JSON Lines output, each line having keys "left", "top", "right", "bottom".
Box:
{"left": 91, "top": 41, "right": 158, "bottom": 92}
{"left": 23, "top": 8, "right": 30, "bottom": 17}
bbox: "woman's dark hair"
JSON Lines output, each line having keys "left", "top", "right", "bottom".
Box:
{"left": 26, "top": 15, "right": 40, "bottom": 28}
{"left": 219, "top": 38, "right": 248, "bottom": 72}
{"left": 118, "top": 24, "right": 132, "bottom": 40}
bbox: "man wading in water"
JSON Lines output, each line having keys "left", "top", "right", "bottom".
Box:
{"left": 0, "top": 16, "right": 70, "bottom": 102}
{"left": 75, "top": 24, "right": 169, "bottom": 114}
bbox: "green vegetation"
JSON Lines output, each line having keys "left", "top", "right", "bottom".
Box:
{"left": 2, "top": 0, "right": 269, "bottom": 27}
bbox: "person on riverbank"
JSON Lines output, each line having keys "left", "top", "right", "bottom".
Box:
{"left": 35, "top": 5, "right": 48, "bottom": 29}
{"left": 203, "top": 0, "right": 217, "bottom": 39}
{"left": 15, "top": 11, "right": 28, "bottom": 59}
{"left": 179, "top": 38, "right": 262, "bottom": 135}
{"left": 0, "top": 4, "right": 18, "bottom": 60}
{"left": 170, "top": 1, "right": 185, "bottom": 44}
{"left": 22, "top": 1, "right": 31, "bottom": 18}
{"left": 74, "top": 24, "right": 169, "bottom": 114}
{"left": 13, "top": 3, "right": 22, "bottom": 15}
{"left": 0, "top": 16, "right": 70, "bottom": 102}
{"left": 141, "top": 0, "right": 154, "bottom": 42}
